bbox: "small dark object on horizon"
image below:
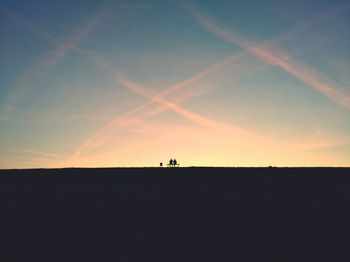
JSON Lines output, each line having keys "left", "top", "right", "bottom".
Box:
{"left": 167, "top": 158, "right": 180, "bottom": 167}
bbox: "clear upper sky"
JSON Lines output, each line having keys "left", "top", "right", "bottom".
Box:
{"left": 1, "top": 0, "right": 349, "bottom": 168}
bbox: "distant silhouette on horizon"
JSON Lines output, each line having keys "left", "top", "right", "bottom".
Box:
{"left": 167, "top": 158, "right": 179, "bottom": 167}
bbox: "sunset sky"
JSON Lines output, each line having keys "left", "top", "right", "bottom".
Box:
{"left": 1, "top": 0, "right": 350, "bottom": 168}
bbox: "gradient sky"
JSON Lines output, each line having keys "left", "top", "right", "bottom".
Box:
{"left": 1, "top": 0, "right": 350, "bottom": 168}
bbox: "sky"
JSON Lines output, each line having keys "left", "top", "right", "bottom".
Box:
{"left": 0, "top": 0, "right": 350, "bottom": 168}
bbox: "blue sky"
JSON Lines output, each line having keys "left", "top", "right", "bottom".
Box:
{"left": 1, "top": 0, "right": 349, "bottom": 168}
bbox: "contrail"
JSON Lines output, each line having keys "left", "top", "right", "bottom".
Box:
{"left": 65, "top": 67, "right": 253, "bottom": 165}
{"left": 1, "top": 8, "right": 264, "bottom": 163}
{"left": 115, "top": 74, "right": 241, "bottom": 128}
{"left": 0, "top": 2, "right": 109, "bottom": 120}
{"left": 75, "top": 48, "right": 241, "bottom": 128}
{"left": 105, "top": 1, "right": 350, "bottom": 118}
{"left": 68, "top": 2, "right": 350, "bottom": 162}
{"left": 1, "top": 147, "right": 67, "bottom": 159}
{"left": 1, "top": 23, "right": 226, "bottom": 164}
{"left": 6, "top": 4, "right": 347, "bottom": 166}
{"left": 184, "top": 4, "right": 350, "bottom": 109}
{"left": 72, "top": 1, "right": 350, "bottom": 157}
{"left": 64, "top": 49, "right": 265, "bottom": 165}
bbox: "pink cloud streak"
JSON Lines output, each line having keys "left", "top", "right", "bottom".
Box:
{"left": 73, "top": 2, "right": 350, "bottom": 159}
{"left": 5, "top": 4, "right": 348, "bottom": 167}
{"left": 0, "top": 2, "right": 109, "bottom": 120}
{"left": 185, "top": 5, "right": 350, "bottom": 108}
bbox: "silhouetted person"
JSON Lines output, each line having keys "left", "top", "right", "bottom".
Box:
{"left": 173, "top": 159, "right": 177, "bottom": 167}
{"left": 169, "top": 159, "right": 173, "bottom": 167}
{"left": 160, "top": 162, "right": 163, "bottom": 167}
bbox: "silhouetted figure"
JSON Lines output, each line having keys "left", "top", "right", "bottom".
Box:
{"left": 173, "top": 159, "right": 177, "bottom": 167}
{"left": 160, "top": 162, "right": 163, "bottom": 167}
{"left": 169, "top": 159, "right": 173, "bottom": 167}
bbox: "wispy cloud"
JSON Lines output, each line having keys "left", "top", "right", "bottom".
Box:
{"left": 64, "top": 67, "right": 254, "bottom": 165}
{"left": 0, "top": 2, "right": 109, "bottom": 121}
{"left": 1, "top": 8, "right": 266, "bottom": 162}
{"left": 66, "top": 60, "right": 344, "bottom": 167}
{"left": 76, "top": 50, "right": 238, "bottom": 123}
{"left": 5, "top": 3, "right": 348, "bottom": 167}
{"left": 71, "top": 2, "right": 350, "bottom": 161}
{"left": 1, "top": 147, "right": 67, "bottom": 159}
{"left": 62, "top": 117, "right": 346, "bottom": 168}
{"left": 67, "top": 3, "right": 350, "bottom": 163}
{"left": 63, "top": 49, "right": 265, "bottom": 165}
{"left": 5, "top": 110, "right": 112, "bottom": 124}
{"left": 0, "top": 147, "right": 68, "bottom": 168}
{"left": 183, "top": 4, "right": 350, "bottom": 109}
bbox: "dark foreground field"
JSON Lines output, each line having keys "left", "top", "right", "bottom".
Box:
{"left": 1, "top": 167, "right": 350, "bottom": 261}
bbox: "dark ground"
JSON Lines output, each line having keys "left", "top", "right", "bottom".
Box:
{"left": 0, "top": 167, "right": 350, "bottom": 261}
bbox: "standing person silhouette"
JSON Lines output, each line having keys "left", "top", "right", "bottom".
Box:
{"left": 173, "top": 159, "right": 177, "bottom": 167}
{"left": 169, "top": 159, "right": 173, "bottom": 167}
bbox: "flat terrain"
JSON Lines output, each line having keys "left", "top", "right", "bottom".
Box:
{"left": 1, "top": 167, "right": 349, "bottom": 261}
